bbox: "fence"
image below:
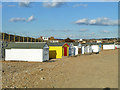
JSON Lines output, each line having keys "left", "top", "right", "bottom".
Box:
{"left": 1, "top": 33, "right": 42, "bottom": 42}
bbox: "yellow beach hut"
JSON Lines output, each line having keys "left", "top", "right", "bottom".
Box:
{"left": 48, "top": 43, "right": 64, "bottom": 59}
{"left": 48, "top": 42, "right": 70, "bottom": 59}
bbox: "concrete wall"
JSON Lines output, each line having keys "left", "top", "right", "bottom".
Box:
{"left": 5, "top": 49, "right": 43, "bottom": 62}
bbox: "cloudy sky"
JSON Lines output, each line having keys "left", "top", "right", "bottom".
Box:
{"left": 2, "top": 2, "right": 118, "bottom": 39}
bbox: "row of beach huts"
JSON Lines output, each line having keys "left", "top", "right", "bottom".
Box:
{"left": 1, "top": 41, "right": 119, "bottom": 62}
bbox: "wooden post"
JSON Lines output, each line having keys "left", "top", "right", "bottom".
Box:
{"left": 2, "top": 33, "right": 4, "bottom": 41}
{"left": 27, "top": 37, "right": 28, "bottom": 42}
{"left": 35, "top": 39, "right": 36, "bottom": 42}
{"left": 14, "top": 35, "right": 15, "bottom": 42}
{"left": 23, "top": 36, "right": 24, "bottom": 42}
{"left": 31, "top": 37, "right": 32, "bottom": 42}
{"left": 19, "top": 36, "right": 20, "bottom": 42}
{"left": 9, "top": 34, "right": 10, "bottom": 42}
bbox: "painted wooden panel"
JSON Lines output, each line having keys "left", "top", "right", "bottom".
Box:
{"left": 91, "top": 45, "right": 99, "bottom": 53}
{"left": 74, "top": 46, "right": 78, "bottom": 55}
{"left": 62, "top": 43, "right": 69, "bottom": 56}
{"left": 43, "top": 48, "right": 49, "bottom": 61}
{"left": 103, "top": 45, "right": 115, "bottom": 50}
{"left": 49, "top": 50, "right": 56, "bottom": 59}
{"left": 78, "top": 48, "right": 82, "bottom": 54}
{"left": 64, "top": 47, "right": 67, "bottom": 56}
{"left": 5, "top": 49, "right": 44, "bottom": 62}
{"left": 49, "top": 46, "right": 62, "bottom": 59}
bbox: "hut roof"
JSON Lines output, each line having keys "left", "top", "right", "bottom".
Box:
{"left": 47, "top": 42, "right": 65, "bottom": 46}
{"left": 102, "top": 43, "right": 115, "bottom": 45}
{"left": 6, "top": 42, "right": 47, "bottom": 49}
{"left": 72, "top": 42, "right": 80, "bottom": 46}
{"left": 47, "top": 42, "right": 72, "bottom": 46}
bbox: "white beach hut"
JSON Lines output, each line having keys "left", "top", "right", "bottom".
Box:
{"left": 117, "top": 43, "right": 120, "bottom": 49}
{"left": 81, "top": 43, "right": 92, "bottom": 54}
{"left": 103, "top": 43, "right": 115, "bottom": 50}
{"left": 91, "top": 43, "right": 100, "bottom": 54}
{"left": 5, "top": 42, "right": 49, "bottom": 62}
{"left": 73, "top": 42, "right": 81, "bottom": 55}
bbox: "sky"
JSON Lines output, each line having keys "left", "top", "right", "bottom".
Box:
{"left": 2, "top": 1, "right": 118, "bottom": 39}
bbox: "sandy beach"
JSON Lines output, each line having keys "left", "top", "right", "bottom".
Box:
{"left": 2, "top": 49, "right": 118, "bottom": 88}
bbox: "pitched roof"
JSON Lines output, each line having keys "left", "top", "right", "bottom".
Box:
{"left": 47, "top": 42, "right": 72, "bottom": 46}
{"left": 6, "top": 42, "right": 47, "bottom": 49}
{"left": 72, "top": 42, "right": 80, "bottom": 46}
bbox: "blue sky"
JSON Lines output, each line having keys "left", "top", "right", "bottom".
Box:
{"left": 2, "top": 2, "right": 118, "bottom": 39}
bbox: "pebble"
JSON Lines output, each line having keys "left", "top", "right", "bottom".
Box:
{"left": 41, "top": 77, "right": 45, "bottom": 80}
{"left": 2, "top": 70, "right": 4, "bottom": 73}
{"left": 40, "top": 68, "right": 43, "bottom": 71}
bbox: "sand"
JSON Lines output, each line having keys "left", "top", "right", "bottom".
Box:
{"left": 1, "top": 49, "right": 118, "bottom": 88}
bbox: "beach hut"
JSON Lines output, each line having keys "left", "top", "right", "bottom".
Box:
{"left": 103, "top": 43, "right": 115, "bottom": 50}
{"left": 67, "top": 43, "right": 75, "bottom": 56}
{"left": 47, "top": 43, "right": 63, "bottom": 59}
{"left": 1, "top": 41, "right": 9, "bottom": 59}
{"left": 5, "top": 42, "right": 49, "bottom": 62}
{"left": 81, "top": 43, "right": 92, "bottom": 54}
{"left": 98, "top": 43, "right": 102, "bottom": 51}
{"left": 91, "top": 43, "right": 100, "bottom": 54}
{"left": 117, "top": 43, "right": 120, "bottom": 49}
{"left": 73, "top": 42, "right": 81, "bottom": 55}
{"left": 62, "top": 43, "right": 69, "bottom": 56}
{"left": 48, "top": 42, "right": 70, "bottom": 59}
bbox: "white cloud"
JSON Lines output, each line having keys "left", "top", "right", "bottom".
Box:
{"left": 9, "top": 15, "right": 35, "bottom": 22}
{"left": 79, "top": 28, "right": 88, "bottom": 32}
{"left": 72, "top": 4, "right": 88, "bottom": 8}
{"left": 43, "top": 0, "right": 65, "bottom": 8}
{"left": 19, "top": 0, "right": 30, "bottom": 7}
{"left": 43, "top": 2, "right": 64, "bottom": 8}
{"left": 27, "top": 15, "right": 35, "bottom": 22}
{"left": 9, "top": 18, "right": 26, "bottom": 22}
{"left": 102, "top": 30, "right": 110, "bottom": 33}
{"left": 75, "top": 17, "right": 118, "bottom": 26}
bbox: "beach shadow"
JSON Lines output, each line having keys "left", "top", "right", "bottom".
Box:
{"left": 44, "top": 60, "right": 56, "bottom": 63}
{"left": 103, "top": 88, "right": 110, "bottom": 90}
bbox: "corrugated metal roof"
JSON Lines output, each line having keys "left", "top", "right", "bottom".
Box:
{"left": 6, "top": 42, "right": 47, "bottom": 49}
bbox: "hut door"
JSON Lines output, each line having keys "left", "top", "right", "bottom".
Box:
{"left": 64, "top": 47, "right": 67, "bottom": 56}
{"left": 78, "top": 48, "right": 81, "bottom": 54}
